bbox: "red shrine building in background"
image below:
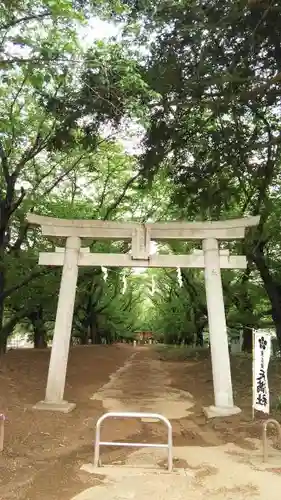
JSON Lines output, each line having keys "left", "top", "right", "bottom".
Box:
{"left": 134, "top": 331, "right": 154, "bottom": 343}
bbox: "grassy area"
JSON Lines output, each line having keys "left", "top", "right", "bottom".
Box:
{"left": 153, "top": 344, "right": 210, "bottom": 361}
{"left": 153, "top": 344, "right": 254, "bottom": 362}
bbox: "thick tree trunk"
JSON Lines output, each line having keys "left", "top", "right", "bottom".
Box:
{"left": 0, "top": 332, "right": 7, "bottom": 355}
{"left": 252, "top": 246, "right": 281, "bottom": 350}
{"left": 0, "top": 142, "right": 30, "bottom": 356}
{"left": 242, "top": 326, "right": 253, "bottom": 352}
{"left": 195, "top": 325, "right": 204, "bottom": 346}
{"left": 80, "top": 330, "right": 89, "bottom": 345}
{"left": 0, "top": 314, "right": 24, "bottom": 354}
{"left": 235, "top": 266, "right": 254, "bottom": 352}
{"left": 240, "top": 288, "right": 254, "bottom": 353}
{"left": 272, "top": 310, "right": 281, "bottom": 351}
{"left": 90, "top": 318, "right": 101, "bottom": 344}
{"left": 0, "top": 271, "right": 5, "bottom": 354}
{"left": 0, "top": 242, "right": 6, "bottom": 354}
{"left": 105, "top": 332, "right": 112, "bottom": 344}
{"left": 33, "top": 327, "right": 47, "bottom": 349}
{"left": 30, "top": 307, "right": 47, "bottom": 348}
{"left": 0, "top": 258, "right": 8, "bottom": 354}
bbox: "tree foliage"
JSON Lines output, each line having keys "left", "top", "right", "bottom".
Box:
{"left": 0, "top": 0, "right": 154, "bottom": 351}
{"left": 1, "top": 0, "right": 281, "bottom": 353}
{"left": 112, "top": 0, "right": 281, "bottom": 348}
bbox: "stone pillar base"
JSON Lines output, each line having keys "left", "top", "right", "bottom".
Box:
{"left": 203, "top": 405, "right": 241, "bottom": 419}
{"left": 33, "top": 400, "right": 76, "bottom": 413}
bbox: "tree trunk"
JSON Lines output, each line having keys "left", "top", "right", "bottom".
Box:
{"left": 34, "top": 329, "right": 47, "bottom": 349}
{"left": 195, "top": 325, "right": 204, "bottom": 346}
{"left": 0, "top": 314, "right": 24, "bottom": 354}
{"left": 80, "top": 330, "right": 89, "bottom": 345}
{"left": 0, "top": 146, "right": 26, "bottom": 352}
{"left": 90, "top": 317, "right": 101, "bottom": 344}
{"left": 242, "top": 326, "right": 253, "bottom": 352}
{"left": 274, "top": 321, "right": 281, "bottom": 352}
{"left": 89, "top": 319, "right": 95, "bottom": 344}
{"left": 0, "top": 332, "right": 7, "bottom": 355}
{"left": 0, "top": 262, "right": 8, "bottom": 354}
{"left": 232, "top": 265, "right": 254, "bottom": 352}
{"left": 252, "top": 246, "right": 281, "bottom": 350}
{"left": 30, "top": 307, "right": 47, "bottom": 348}
{"left": 0, "top": 270, "right": 5, "bottom": 354}
{"left": 0, "top": 242, "right": 6, "bottom": 354}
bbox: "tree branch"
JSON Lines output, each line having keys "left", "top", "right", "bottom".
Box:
{"left": 0, "top": 268, "right": 48, "bottom": 301}
{"left": 0, "top": 141, "right": 9, "bottom": 185}
{"left": 8, "top": 186, "right": 25, "bottom": 218}
{"left": 0, "top": 11, "right": 51, "bottom": 31}
{"left": 98, "top": 159, "right": 112, "bottom": 210}
{"left": 104, "top": 173, "right": 139, "bottom": 219}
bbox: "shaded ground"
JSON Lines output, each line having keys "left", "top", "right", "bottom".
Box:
{"left": 156, "top": 347, "right": 281, "bottom": 444}
{"left": 0, "top": 345, "right": 281, "bottom": 500}
{"left": 0, "top": 345, "right": 136, "bottom": 500}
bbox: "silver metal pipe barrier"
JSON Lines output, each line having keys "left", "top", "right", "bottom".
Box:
{"left": 93, "top": 411, "right": 173, "bottom": 472}
{"left": 262, "top": 418, "right": 281, "bottom": 462}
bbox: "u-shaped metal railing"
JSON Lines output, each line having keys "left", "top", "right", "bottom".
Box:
{"left": 93, "top": 411, "right": 173, "bottom": 472}
{"left": 262, "top": 418, "right": 281, "bottom": 462}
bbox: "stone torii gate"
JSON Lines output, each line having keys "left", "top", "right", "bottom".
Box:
{"left": 27, "top": 214, "right": 259, "bottom": 418}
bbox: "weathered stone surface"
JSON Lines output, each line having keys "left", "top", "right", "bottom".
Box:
{"left": 33, "top": 400, "right": 76, "bottom": 413}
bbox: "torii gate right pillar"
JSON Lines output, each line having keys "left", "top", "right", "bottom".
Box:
{"left": 203, "top": 238, "right": 238, "bottom": 417}
{"left": 150, "top": 216, "right": 260, "bottom": 418}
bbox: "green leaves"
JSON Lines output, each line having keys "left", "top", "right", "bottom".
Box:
{"left": 43, "top": 0, "right": 79, "bottom": 17}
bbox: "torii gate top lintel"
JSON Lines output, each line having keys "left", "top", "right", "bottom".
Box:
{"left": 27, "top": 213, "right": 260, "bottom": 241}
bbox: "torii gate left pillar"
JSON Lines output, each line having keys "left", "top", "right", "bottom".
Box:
{"left": 34, "top": 237, "right": 81, "bottom": 412}
{"left": 29, "top": 218, "right": 152, "bottom": 413}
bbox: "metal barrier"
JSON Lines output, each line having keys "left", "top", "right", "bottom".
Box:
{"left": 262, "top": 418, "right": 281, "bottom": 462}
{"left": 93, "top": 411, "right": 173, "bottom": 472}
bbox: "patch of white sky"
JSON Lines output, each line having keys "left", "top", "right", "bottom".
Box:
{"left": 78, "top": 16, "right": 121, "bottom": 46}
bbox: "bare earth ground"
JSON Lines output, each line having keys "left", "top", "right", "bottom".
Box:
{"left": 0, "top": 344, "right": 281, "bottom": 500}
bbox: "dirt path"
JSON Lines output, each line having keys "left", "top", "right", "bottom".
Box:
{"left": 1, "top": 346, "right": 281, "bottom": 500}
{"left": 0, "top": 345, "right": 137, "bottom": 500}
{"left": 91, "top": 350, "right": 194, "bottom": 419}
{"left": 74, "top": 349, "right": 281, "bottom": 500}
